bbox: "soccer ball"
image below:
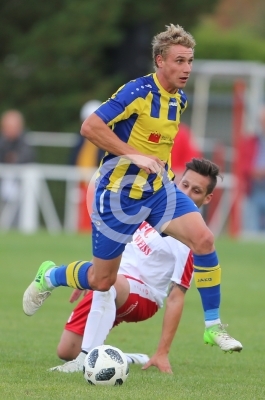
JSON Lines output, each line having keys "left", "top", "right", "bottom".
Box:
{"left": 83, "top": 345, "right": 129, "bottom": 386}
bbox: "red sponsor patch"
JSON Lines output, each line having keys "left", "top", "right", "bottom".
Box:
{"left": 148, "top": 132, "right": 161, "bottom": 143}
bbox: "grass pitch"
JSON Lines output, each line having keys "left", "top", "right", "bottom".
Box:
{"left": 0, "top": 232, "right": 265, "bottom": 399}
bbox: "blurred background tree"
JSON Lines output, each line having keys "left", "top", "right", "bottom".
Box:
{"left": 211, "top": 0, "right": 265, "bottom": 36}
{"left": 193, "top": 0, "right": 265, "bottom": 60}
{"left": 1, "top": 0, "right": 264, "bottom": 232}
{"left": 0, "top": 0, "right": 218, "bottom": 132}
{"left": 1, "top": 0, "right": 265, "bottom": 135}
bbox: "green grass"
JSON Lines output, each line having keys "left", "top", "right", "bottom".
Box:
{"left": 1, "top": 232, "right": 265, "bottom": 399}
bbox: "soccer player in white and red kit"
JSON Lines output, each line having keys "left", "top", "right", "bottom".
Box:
{"left": 49, "top": 159, "right": 242, "bottom": 373}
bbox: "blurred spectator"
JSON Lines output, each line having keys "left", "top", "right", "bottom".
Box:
{"left": 171, "top": 123, "right": 202, "bottom": 180}
{"left": 0, "top": 109, "right": 34, "bottom": 164}
{"left": 240, "top": 105, "right": 265, "bottom": 232}
{"left": 0, "top": 110, "right": 34, "bottom": 226}
{"left": 0, "top": 109, "right": 35, "bottom": 204}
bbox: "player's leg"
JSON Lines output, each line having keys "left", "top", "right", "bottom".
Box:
{"left": 115, "top": 276, "right": 158, "bottom": 365}
{"left": 23, "top": 190, "right": 149, "bottom": 315}
{"left": 50, "top": 287, "right": 117, "bottom": 373}
{"left": 81, "top": 287, "right": 117, "bottom": 353}
{"left": 50, "top": 256, "right": 122, "bottom": 291}
{"left": 150, "top": 185, "right": 242, "bottom": 353}
{"left": 49, "top": 291, "right": 94, "bottom": 372}
{"left": 22, "top": 256, "right": 121, "bottom": 316}
{"left": 57, "top": 330, "right": 82, "bottom": 361}
{"left": 149, "top": 185, "right": 220, "bottom": 318}
{"left": 51, "top": 276, "right": 153, "bottom": 373}
{"left": 78, "top": 275, "right": 154, "bottom": 365}
{"left": 59, "top": 275, "right": 130, "bottom": 359}
{"left": 162, "top": 210, "right": 220, "bottom": 319}
{"left": 164, "top": 213, "right": 242, "bottom": 352}
{"left": 56, "top": 291, "right": 94, "bottom": 361}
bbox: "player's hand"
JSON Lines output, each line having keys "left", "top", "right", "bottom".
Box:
{"left": 128, "top": 154, "right": 165, "bottom": 175}
{"left": 69, "top": 289, "right": 88, "bottom": 303}
{"left": 142, "top": 353, "right": 173, "bottom": 374}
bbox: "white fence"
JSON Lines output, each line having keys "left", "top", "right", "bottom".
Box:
{"left": 0, "top": 164, "right": 97, "bottom": 233}
{"left": 0, "top": 163, "right": 235, "bottom": 236}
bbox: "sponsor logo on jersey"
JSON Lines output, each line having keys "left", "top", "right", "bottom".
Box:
{"left": 161, "top": 135, "right": 174, "bottom": 144}
{"left": 134, "top": 234, "right": 152, "bottom": 255}
{"left": 138, "top": 221, "right": 156, "bottom": 238}
{"left": 148, "top": 132, "right": 161, "bottom": 143}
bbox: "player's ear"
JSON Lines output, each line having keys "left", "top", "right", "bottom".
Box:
{"left": 156, "top": 54, "right": 164, "bottom": 67}
{"left": 203, "top": 193, "right": 213, "bottom": 205}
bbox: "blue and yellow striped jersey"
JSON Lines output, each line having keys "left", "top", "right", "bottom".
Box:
{"left": 95, "top": 73, "right": 187, "bottom": 199}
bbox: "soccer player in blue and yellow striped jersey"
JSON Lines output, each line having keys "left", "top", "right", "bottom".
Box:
{"left": 23, "top": 24, "right": 239, "bottom": 350}
{"left": 94, "top": 72, "right": 188, "bottom": 199}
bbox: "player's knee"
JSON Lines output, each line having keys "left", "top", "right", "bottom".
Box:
{"left": 89, "top": 275, "right": 116, "bottom": 291}
{"left": 57, "top": 343, "right": 72, "bottom": 361}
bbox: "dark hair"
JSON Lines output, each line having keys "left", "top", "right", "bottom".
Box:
{"left": 183, "top": 158, "right": 222, "bottom": 195}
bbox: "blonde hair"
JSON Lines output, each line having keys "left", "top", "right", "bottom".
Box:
{"left": 152, "top": 24, "right": 196, "bottom": 69}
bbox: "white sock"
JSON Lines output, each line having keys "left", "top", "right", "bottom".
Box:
{"left": 81, "top": 286, "right": 117, "bottom": 353}
{"left": 44, "top": 268, "right": 56, "bottom": 288}
{"left": 205, "top": 318, "right": 221, "bottom": 328}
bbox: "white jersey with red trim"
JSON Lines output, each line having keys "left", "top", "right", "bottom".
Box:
{"left": 119, "top": 221, "right": 193, "bottom": 308}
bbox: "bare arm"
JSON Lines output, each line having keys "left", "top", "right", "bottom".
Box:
{"left": 81, "top": 113, "right": 165, "bottom": 174}
{"left": 142, "top": 282, "right": 186, "bottom": 373}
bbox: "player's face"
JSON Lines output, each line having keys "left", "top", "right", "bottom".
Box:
{"left": 178, "top": 170, "right": 213, "bottom": 208}
{"left": 156, "top": 45, "right": 194, "bottom": 93}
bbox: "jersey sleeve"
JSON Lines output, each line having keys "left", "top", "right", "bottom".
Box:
{"left": 94, "top": 79, "right": 148, "bottom": 127}
{"left": 167, "top": 239, "right": 194, "bottom": 289}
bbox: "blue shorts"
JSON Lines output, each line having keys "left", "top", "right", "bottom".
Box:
{"left": 91, "top": 182, "right": 198, "bottom": 259}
